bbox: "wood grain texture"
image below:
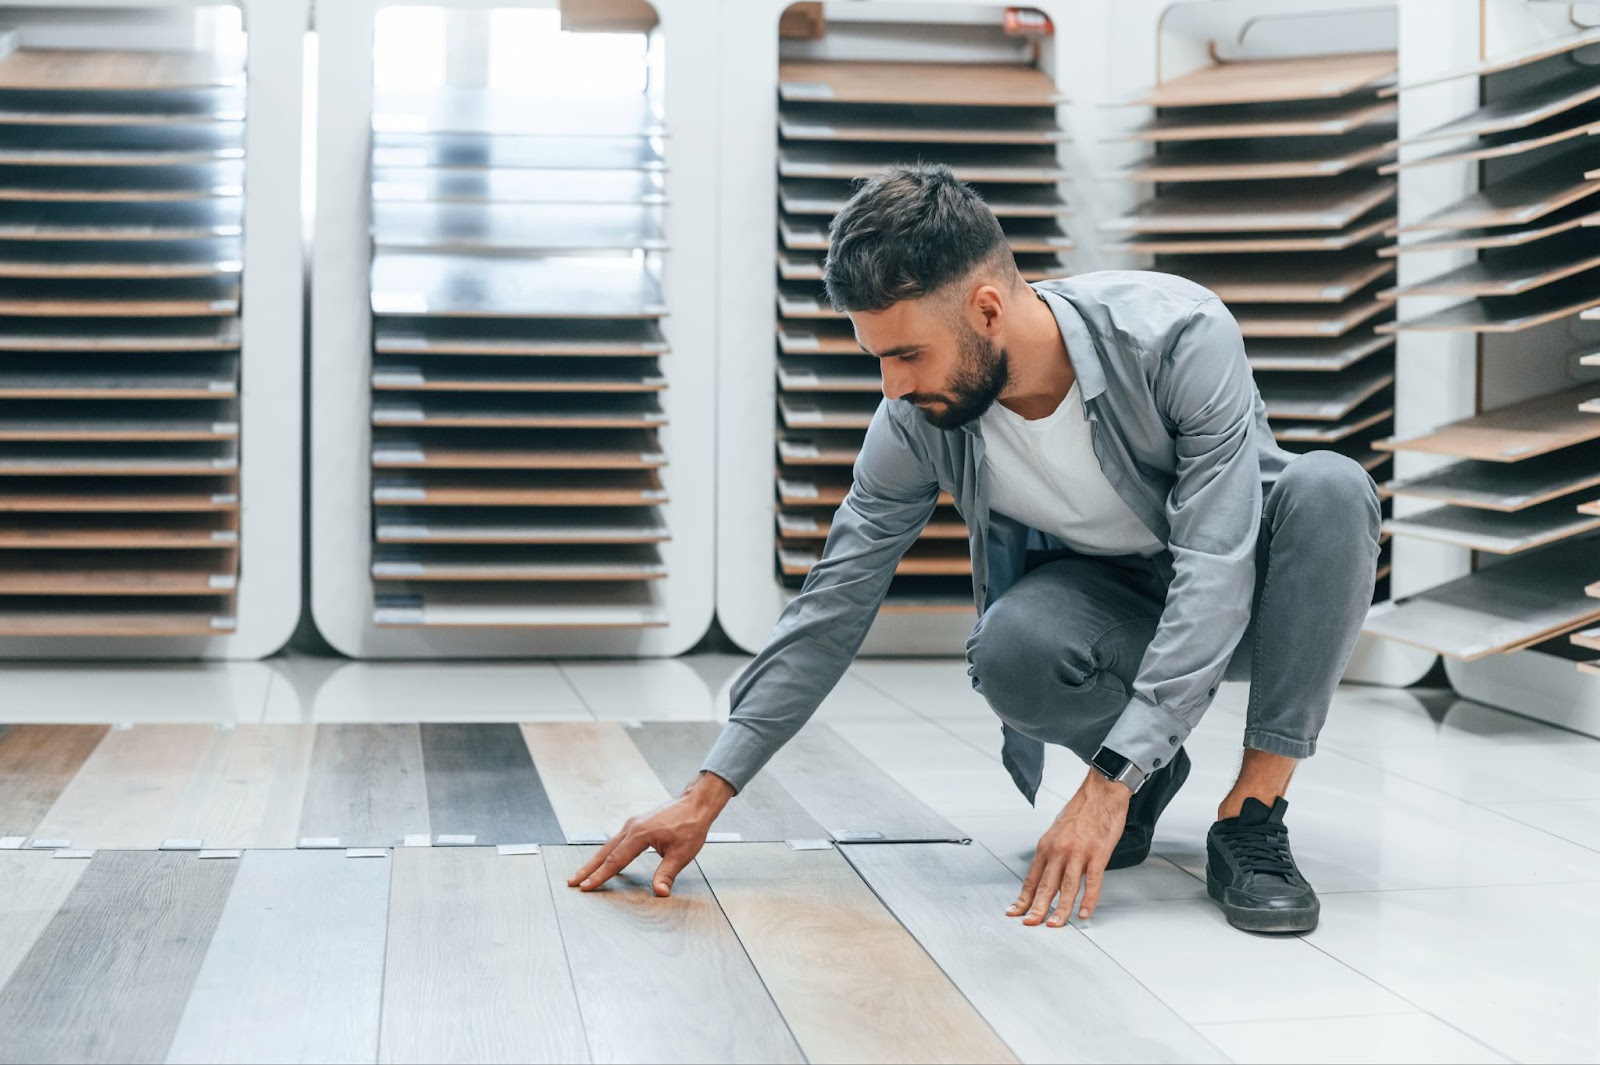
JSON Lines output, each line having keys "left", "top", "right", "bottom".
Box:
{"left": 1406, "top": 67, "right": 1600, "bottom": 144}
{"left": 1374, "top": 385, "right": 1600, "bottom": 462}
{"left": 1382, "top": 501, "right": 1600, "bottom": 555}
{"left": 297, "top": 724, "right": 431, "bottom": 847}
{"left": 840, "top": 843, "right": 1224, "bottom": 1064}
{"left": 541, "top": 845, "right": 802, "bottom": 1064}
{"left": 0, "top": 852, "right": 87, "bottom": 993}
{"left": 30, "top": 725, "right": 216, "bottom": 849}
{"left": 626, "top": 722, "right": 826, "bottom": 842}
{"left": 696, "top": 843, "right": 1015, "bottom": 1064}
{"left": 0, "top": 725, "right": 107, "bottom": 837}
{"left": 419, "top": 723, "right": 564, "bottom": 844}
{"left": 165, "top": 850, "right": 389, "bottom": 1065}
{"left": 0, "top": 850, "right": 237, "bottom": 1065}
{"left": 162, "top": 725, "right": 315, "bottom": 849}
{"left": 1383, "top": 448, "right": 1600, "bottom": 512}
{"left": 380, "top": 847, "right": 588, "bottom": 1064}
{"left": 778, "top": 61, "right": 1060, "bottom": 107}
{"left": 520, "top": 723, "right": 672, "bottom": 840}
{"left": 1125, "top": 53, "right": 1394, "bottom": 108}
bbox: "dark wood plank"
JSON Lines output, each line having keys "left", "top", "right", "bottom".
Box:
{"left": 0, "top": 725, "right": 107, "bottom": 838}
{"left": 419, "top": 723, "right": 564, "bottom": 845}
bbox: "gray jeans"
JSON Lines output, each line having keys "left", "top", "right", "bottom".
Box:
{"left": 965, "top": 450, "right": 1382, "bottom": 764}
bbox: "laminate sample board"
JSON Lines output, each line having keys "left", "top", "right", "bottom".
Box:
{"left": 1116, "top": 134, "right": 1394, "bottom": 183}
{"left": 1271, "top": 398, "right": 1392, "bottom": 443}
{"left": 1382, "top": 202, "right": 1600, "bottom": 257}
{"left": 520, "top": 722, "right": 671, "bottom": 841}
{"left": 296, "top": 724, "right": 431, "bottom": 848}
{"left": 1105, "top": 212, "right": 1393, "bottom": 254}
{"left": 0, "top": 850, "right": 236, "bottom": 1065}
{"left": 371, "top": 202, "right": 665, "bottom": 254}
{"left": 165, "top": 850, "right": 389, "bottom": 1065}
{"left": 0, "top": 199, "right": 243, "bottom": 240}
{"left": 778, "top": 506, "right": 968, "bottom": 541}
{"left": 370, "top": 254, "right": 665, "bottom": 319}
{"left": 1246, "top": 333, "right": 1393, "bottom": 372}
{"left": 1363, "top": 537, "right": 1600, "bottom": 659}
{"left": 1385, "top": 113, "right": 1600, "bottom": 172}
{"left": 780, "top": 178, "right": 1067, "bottom": 218}
{"left": 779, "top": 102, "right": 1064, "bottom": 145}
{"left": 373, "top": 88, "right": 662, "bottom": 138}
{"left": 375, "top": 585, "right": 667, "bottom": 629}
{"left": 1405, "top": 67, "right": 1600, "bottom": 145}
{"left": 0, "top": 481, "right": 238, "bottom": 510}
{"left": 778, "top": 392, "right": 880, "bottom": 430}
{"left": 0, "top": 724, "right": 106, "bottom": 838}
{"left": 1257, "top": 364, "right": 1394, "bottom": 420}
{"left": 1119, "top": 97, "right": 1396, "bottom": 142}
{"left": 1383, "top": 28, "right": 1600, "bottom": 93}
{"left": 372, "top": 166, "right": 667, "bottom": 206}
{"left": 371, "top": 132, "right": 664, "bottom": 173}
{"left": 778, "top": 61, "right": 1062, "bottom": 108}
{"left": 0, "top": 50, "right": 242, "bottom": 91}
{"left": 1394, "top": 235, "right": 1600, "bottom": 297}
{"left": 375, "top": 319, "right": 667, "bottom": 358}
{"left": 1398, "top": 161, "right": 1600, "bottom": 233}
{"left": 842, "top": 843, "right": 1227, "bottom": 1064}
{"left": 1382, "top": 499, "right": 1600, "bottom": 554}
{"left": 696, "top": 843, "right": 1016, "bottom": 1064}
{"left": 780, "top": 541, "right": 971, "bottom": 578}
{"left": 0, "top": 852, "right": 87, "bottom": 994}
{"left": 1383, "top": 446, "right": 1600, "bottom": 510}
{"left": 1381, "top": 273, "right": 1600, "bottom": 333}
{"left": 418, "top": 723, "right": 563, "bottom": 845}
{"left": 0, "top": 554, "right": 234, "bottom": 596}
{"left": 373, "top": 547, "right": 664, "bottom": 583}
{"left": 372, "top": 440, "right": 664, "bottom": 471}
{"left": 777, "top": 432, "right": 864, "bottom": 466}
{"left": 625, "top": 722, "right": 826, "bottom": 842}
{"left": 161, "top": 725, "right": 315, "bottom": 850}
{"left": 376, "top": 510, "right": 669, "bottom": 546}
{"left": 541, "top": 844, "right": 803, "bottom": 1063}
{"left": 1382, "top": 385, "right": 1600, "bottom": 462}
{"left": 373, "top": 363, "right": 664, "bottom": 393}
{"left": 0, "top": 164, "right": 244, "bottom": 204}
{"left": 1232, "top": 295, "right": 1387, "bottom": 337}
{"left": 0, "top": 276, "right": 239, "bottom": 317}
{"left": 0, "top": 237, "right": 242, "bottom": 278}
{"left": 0, "top": 604, "right": 235, "bottom": 637}
{"left": 1108, "top": 179, "right": 1395, "bottom": 233}
{"left": 1121, "top": 53, "right": 1395, "bottom": 108}
{"left": 1167, "top": 254, "right": 1393, "bottom": 302}
{"left": 0, "top": 87, "right": 246, "bottom": 125}
{"left": 374, "top": 471, "right": 664, "bottom": 508}
{"left": 29, "top": 725, "right": 215, "bottom": 850}
{"left": 778, "top": 143, "right": 1067, "bottom": 184}
{"left": 0, "top": 317, "right": 240, "bottom": 351}
{"left": 380, "top": 847, "right": 588, "bottom": 1065}
{"left": 372, "top": 399, "right": 664, "bottom": 431}
{"left": 776, "top": 320, "right": 860, "bottom": 355}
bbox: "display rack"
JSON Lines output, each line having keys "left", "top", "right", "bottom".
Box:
{"left": 0, "top": 0, "right": 303, "bottom": 659}
{"left": 311, "top": 0, "right": 716, "bottom": 657}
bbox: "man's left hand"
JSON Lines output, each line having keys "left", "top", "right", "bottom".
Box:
{"left": 1008, "top": 768, "right": 1130, "bottom": 927}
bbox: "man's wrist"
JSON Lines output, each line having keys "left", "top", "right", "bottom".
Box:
{"left": 684, "top": 770, "right": 736, "bottom": 812}
{"left": 1083, "top": 767, "right": 1134, "bottom": 800}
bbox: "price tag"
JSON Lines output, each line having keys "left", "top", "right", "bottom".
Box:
{"left": 779, "top": 81, "right": 835, "bottom": 100}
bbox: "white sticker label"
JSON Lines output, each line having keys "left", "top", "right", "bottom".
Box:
{"left": 706, "top": 832, "right": 743, "bottom": 843}
{"left": 345, "top": 848, "right": 389, "bottom": 859}
{"left": 372, "top": 371, "right": 426, "bottom": 387}
{"left": 208, "top": 575, "right": 238, "bottom": 590}
{"left": 781, "top": 331, "right": 821, "bottom": 352}
{"left": 53, "top": 849, "right": 96, "bottom": 860}
{"left": 374, "top": 407, "right": 425, "bottom": 424}
{"left": 198, "top": 849, "right": 244, "bottom": 859}
{"left": 780, "top": 81, "right": 835, "bottom": 100}
{"left": 566, "top": 833, "right": 611, "bottom": 845}
{"left": 373, "top": 449, "right": 428, "bottom": 465}
{"left": 779, "top": 478, "right": 819, "bottom": 499}
{"left": 781, "top": 122, "right": 835, "bottom": 137}
{"left": 30, "top": 839, "right": 70, "bottom": 849}
{"left": 0, "top": 836, "right": 24, "bottom": 849}
{"left": 497, "top": 843, "right": 542, "bottom": 856}
{"left": 160, "top": 838, "right": 203, "bottom": 851}
{"left": 374, "top": 487, "right": 428, "bottom": 502}
{"left": 435, "top": 834, "right": 477, "bottom": 846}
{"left": 786, "top": 838, "right": 835, "bottom": 851}
{"left": 403, "top": 834, "right": 431, "bottom": 847}
{"left": 298, "top": 836, "right": 342, "bottom": 849}
{"left": 834, "top": 830, "right": 886, "bottom": 842}
{"left": 373, "top": 562, "right": 425, "bottom": 577}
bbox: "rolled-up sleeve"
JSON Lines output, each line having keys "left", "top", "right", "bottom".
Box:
{"left": 1101, "top": 298, "right": 1260, "bottom": 773}
{"left": 700, "top": 401, "right": 938, "bottom": 792}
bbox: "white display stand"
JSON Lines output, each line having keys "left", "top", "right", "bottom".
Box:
{"left": 0, "top": 0, "right": 307, "bottom": 661}
{"left": 309, "top": 0, "right": 718, "bottom": 657}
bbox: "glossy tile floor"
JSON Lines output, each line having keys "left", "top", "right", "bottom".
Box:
{"left": 4, "top": 653, "right": 1600, "bottom": 1064}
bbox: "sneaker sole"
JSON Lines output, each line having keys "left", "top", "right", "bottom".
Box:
{"left": 1106, "top": 749, "right": 1192, "bottom": 871}
{"left": 1206, "top": 870, "right": 1320, "bottom": 934}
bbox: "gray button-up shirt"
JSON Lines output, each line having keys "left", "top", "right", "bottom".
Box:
{"left": 703, "top": 271, "right": 1294, "bottom": 803}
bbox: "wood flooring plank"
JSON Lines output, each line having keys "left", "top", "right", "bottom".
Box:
{"left": 162, "top": 725, "right": 315, "bottom": 849}
{"left": 520, "top": 723, "right": 672, "bottom": 841}
{"left": 379, "top": 847, "right": 588, "bottom": 1064}
{"left": 1121, "top": 53, "right": 1394, "bottom": 108}
{"left": 840, "top": 843, "right": 1225, "bottom": 1064}
{"left": 625, "top": 722, "right": 827, "bottom": 842}
{"left": 0, "top": 725, "right": 107, "bottom": 837}
{"left": 296, "top": 724, "right": 431, "bottom": 848}
{"left": 695, "top": 843, "right": 1016, "bottom": 1064}
{"left": 419, "top": 723, "right": 564, "bottom": 845}
{"left": 778, "top": 61, "right": 1061, "bottom": 108}
{"left": 541, "top": 845, "right": 803, "bottom": 1064}
{"left": 165, "top": 850, "right": 389, "bottom": 1065}
{"left": 0, "top": 852, "right": 87, "bottom": 994}
{"left": 30, "top": 725, "right": 216, "bottom": 849}
{"left": 0, "top": 851, "right": 237, "bottom": 1065}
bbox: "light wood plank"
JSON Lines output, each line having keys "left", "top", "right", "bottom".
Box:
{"left": 1118, "top": 98, "right": 1396, "bottom": 141}
{"left": 780, "top": 540, "right": 971, "bottom": 577}
{"left": 375, "top": 319, "right": 666, "bottom": 357}
{"left": 1382, "top": 447, "right": 1600, "bottom": 511}
{"left": 0, "top": 199, "right": 242, "bottom": 241}
{"left": 1383, "top": 28, "right": 1600, "bottom": 94}
{"left": 842, "top": 843, "right": 1227, "bottom": 1064}
{"left": 0, "top": 317, "right": 239, "bottom": 351}
{"left": 1108, "top": 179, "right": 1395, "bottom": 234}
{"left": 30, "top": 725, "right": 216, "bottom": 850}
{"left": 0, "top": 852, "right": 87, "bottom": 994}
{"left": 1380, "top": 274, "right": 1600, "bottom": 333}
{"left": 0, "top": 50, "right": 240, "bottom": 90}
{"left": 1385, "top": 115, "right": 1600, "bottom": 172}
{"left": 372, "top": 440, "right": 663, "bottom": 471}
{"left": 779, "top": 392, "right": 881, "bottom": 430}
{"left": 162, "top": 725, "right": 315, "bottom": 849}
{"left": 778, "top": 61, "right": 1061, "bottom": 107}
{"left": 374, "top": 548, "right": 664, "bottom": 583}
{"left": 165, "top": 850, "right": 389, "bottom": 1065}
{"left": 1170, "top": 254, "right": 1393, "bottom": 303}
{"left": 625, "top": 722, "right": 827, "bottom": 842}
{"left": 0, "top": 725, "right": 107, "bottom": 838}
{"left": 0, "top": 606, "right": 234, "bottom": 637}
{"left": 1405, "top": 67, "right": 1600, "bottom": 145}
{"left": 297, "top": 724, "right": 431, "bottom": 848}
{"left": 370, "top": 367, "right": 663, "bottom": 394}
{"left": 372, "top": 400, "right": 663, "bottom": 431}
{"left": 541, "top": 844, "right": 803, "bottom": 1063}
{"left": 779, "top": 179, "right": 1068, "bottom": 220}
{"left": 1121, "top": 53, "right": 1395, "bottom": 108}
{"left": 1382, "top": 500, "right": 1600, "bottom": 554}
{"left": 0, "top": 851, "right": 236, "bottom": 1065}
{"left": 379, "top": 847, "right": 588, "bottom": 1064}
{"left": 520, "top": 723, "right": 672, "bottom": 841}
{"left": 696, "top": 843, "right": 1016, "bottom": 1063}
{"left": 1271, "top": 398, "right": 1392, "bottom": 444}
{"left": 419, "top": 723, "right": 564, "bottom": 845}
{"left": 1374, "top": 385, "right": 1600, "bottom": 461}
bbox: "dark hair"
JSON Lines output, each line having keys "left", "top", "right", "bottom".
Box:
{"left": 822, "top": 163, "right": 1011, "bottom": 313}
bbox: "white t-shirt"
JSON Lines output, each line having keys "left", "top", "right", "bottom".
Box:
{"left": 980, "top": 382, "right": 1165, "bottom": 558}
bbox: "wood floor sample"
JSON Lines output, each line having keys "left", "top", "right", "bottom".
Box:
{"left": 162, "top": 724, "right": 315, "bottom": 849}
{"left": 695, "top": 843, "right": 1016, "bottom": 1064}
{"left": 296, "top": 724, "right": 431, "bottom": 847}
{"left": 541, "top": 844, "right": 803, "bottom": 1064}
{"left": 165, "top": 850, "right": 389, "bottom": 1065}
{"left": 0, "top": 852, "right": 87, "bottom": 993}
{"left": 0, "top": 851, "right": 236, "bottom": 1065}
{"left": 764, "top": 723, "right": 968, "bottom": 841}
{"left": 520, "top": 722, "right": 672, "bottom": 841}
{"left": 29, "top": 725, "right": 215, "bottom": 849}
{"left": 843, "top": 843, "right": 1227, "bottom": 1064}
{"left": 625, "top": 722, "right": 827, "bottom": 841}
{"left": 0, "top": 724, "right": 107, "bottom": 837}
{"left": 418, "top": 723, "right": 564, "bottom": 845}
{"left": 379, "top": 847, "right": 588, "bottom": 1064}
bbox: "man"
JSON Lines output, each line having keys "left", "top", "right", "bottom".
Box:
{"left": 570, "top": 164, "right": 1380, "bottom": 934}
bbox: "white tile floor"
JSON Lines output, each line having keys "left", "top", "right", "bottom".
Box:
{"left": 4, "top": 653, "right": 1599, "bottom": 1064}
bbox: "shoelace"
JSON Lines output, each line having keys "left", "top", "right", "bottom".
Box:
{"left": 1218, "top": 824, "right": 1299, "bottom": 880}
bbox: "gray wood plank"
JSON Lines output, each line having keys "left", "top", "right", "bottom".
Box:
{"left": 0, "top": 724, "right": 107, "bottom": 837}
{"left": 841, "top": 843, "right": 1228, "bottom": 1064}
{"left": 541, "top": 845, "right": 803, "bottom": 1064}
{"left": 379, "top": 846, "right": 588, "bottom": 1064}
{"left": 763, "top": 723, "right": 969, "bottom": 842}
{"left": 0, "top": 852, "right": 88, "bottom": 993}
{"left": 419, "top": 723, "right": 564, "bottom": 845}
{"left": 1382, "top": 446, "right": 1600, "bottom": 511}
{"left": 297, "top": 724, "right": 431, "bottom": 848}
{"left": 0, "top": 851, "right": 237, "bottom": 1065}
{"left": 625, "top": 722, "right": 827, "bottom": 842}
{"left": 696, "top": 842, "right": 1017, "bottom": 1063}
{"left": 165, "top": 850, "right": 389, "bottom": 1065}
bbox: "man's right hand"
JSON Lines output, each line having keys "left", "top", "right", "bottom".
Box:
{"left": 566, "top": 771, "right": 736, "bottom": 897}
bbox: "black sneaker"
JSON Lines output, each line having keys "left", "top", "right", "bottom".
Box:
{"left": 1107, "top": 746, "right": 1190, "bottom": 870}
{"left": 1206, "top": 796, "right": 1320, "bottom": 933}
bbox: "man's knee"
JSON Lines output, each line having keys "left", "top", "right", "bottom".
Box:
{"left": 967, "top": 596, "right": 1084, "bottom": 695}
{"left": 1275, "top": 451, "right": 1380, "bottom": 535}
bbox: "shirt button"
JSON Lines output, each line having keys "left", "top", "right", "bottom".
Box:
{"left": 1168, "top": 735, "right": 1178, "bottom": 745}
{"left": 1152, "top": 757, "right": 1163, "bottom": 768}
{"left": 1208, "top": 687, "right": 1216, "bottom": 697}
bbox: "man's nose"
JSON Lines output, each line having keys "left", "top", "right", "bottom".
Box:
{"left": 880, "top": 363, "right": 909, "bottom": 400}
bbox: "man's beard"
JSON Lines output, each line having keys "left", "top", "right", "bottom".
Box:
{"left": 906, "top": 326, "right": 1011, "bottom": 430}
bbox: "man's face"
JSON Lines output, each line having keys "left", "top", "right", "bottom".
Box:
{"left": 851, "top": 294, "right": 1011, "bottom": 431}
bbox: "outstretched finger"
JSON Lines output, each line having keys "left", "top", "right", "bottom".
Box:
{"left": 567, "top": 831, "right": 626, "bottom": 886}
{"left": 652, "top": 847, "right": 695, "bottom": 897}
{"left": 576, "top": 835, "right": 650, "bottom": 892}
{"left": 1023, "top": 863, "right": 1064, "bottom": 926}
{"left": 1008, "top": 853, "right": 1046, "bottom": 917}
{"left": 1078, "top": 868, "right": 1105, "bottom": 922}
{"left": 1048, "top": 862, "right": 1083, "bottom": 927}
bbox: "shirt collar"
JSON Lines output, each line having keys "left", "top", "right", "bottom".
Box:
{"left": 957, "top": 282, "right": 1108, "bottom": 438}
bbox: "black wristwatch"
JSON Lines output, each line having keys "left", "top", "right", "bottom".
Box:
{"left": 1091, "top": 745, "right": 1149, "bottom": 794}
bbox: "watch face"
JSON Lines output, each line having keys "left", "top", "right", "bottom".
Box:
{"left": 1093, "top": 747, "right": 1132, "bottom": 778}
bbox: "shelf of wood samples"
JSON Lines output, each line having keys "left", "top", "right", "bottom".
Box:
{"left": 0, "top": 45, "right": 246, "bottom": 636}
{"left": 366, "top": 87, "right": 672, "bottom": 629}
{"left": 772, "top": 59, "right": 1071, "bottom": 611}
{"left": 1360, "top": 31, "right": 1600, "bottom": 664}
{"left": 1107, "top": 52, "right": 1401, "bottom": 595}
